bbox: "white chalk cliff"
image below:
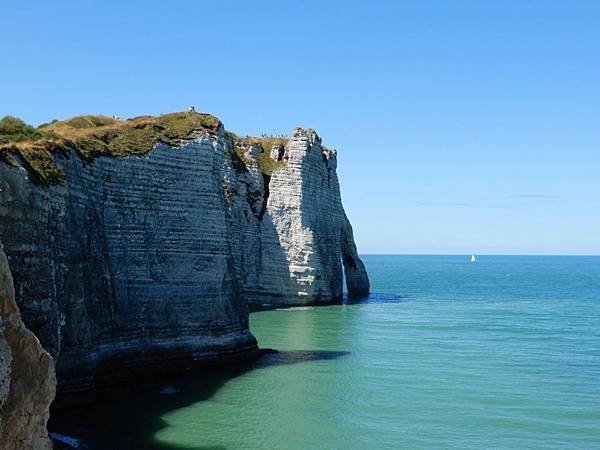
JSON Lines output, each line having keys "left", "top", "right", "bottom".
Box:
{"left": 248, "top": 128, "right": 369, "bottom": 304}
{"left": 0, "top": 112, "right": 369, "bottom": 443}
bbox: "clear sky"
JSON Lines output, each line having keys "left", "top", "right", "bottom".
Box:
{"left": 2, "top": 1, "right": 599, "bottom": 254}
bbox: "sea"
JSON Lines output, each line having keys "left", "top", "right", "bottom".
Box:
{"left": 50, "top": 255, "right": 600, "bottom": 449}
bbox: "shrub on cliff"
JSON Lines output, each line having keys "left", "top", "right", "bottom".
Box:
{"left": 0, "top": 116, "right": 44, "bottom": 144}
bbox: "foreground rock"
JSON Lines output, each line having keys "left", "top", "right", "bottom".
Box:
{"left": 0, "top": 247, "right": 56, "bottom": 449}
{"left": 0, "top": 112, "right": 369, "bottom": 398}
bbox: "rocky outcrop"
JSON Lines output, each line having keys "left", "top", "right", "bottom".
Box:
{"left": 0, "top": 246, "right": 56, "bottom": 449}
{"left": 245, "top": 128, "right": 369, "bottom": 305}
{"left": 0, "top": 115, "right": 369, "bottom": 398}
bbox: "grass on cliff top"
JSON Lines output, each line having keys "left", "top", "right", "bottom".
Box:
{"left": 0, "top": 112, "right": 221, "bottom": 184}
{"left": 234, "top": 136, "right": 288, "bottom": 176}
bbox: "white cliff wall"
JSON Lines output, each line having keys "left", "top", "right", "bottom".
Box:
{"left": 0, "top": 123, "right": 369, "bottom": 399}
{"left": 246, "top": 128, "right": 370, "bottom": 305}
{"left": 0, "top": 127, "right": 257, "bottom": 395}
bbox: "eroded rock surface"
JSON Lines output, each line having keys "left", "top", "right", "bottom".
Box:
{"left": 0, "top": 247, "right": 56, "bottom": 449}
{"left": 247, "top": 128, "right": 370, "bottom": 304}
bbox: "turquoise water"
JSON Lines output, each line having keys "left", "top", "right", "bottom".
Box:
{"left": 51, "top": 255, "right": 600, "bottom": 449}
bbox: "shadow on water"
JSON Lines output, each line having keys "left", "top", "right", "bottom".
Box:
{"left": 49, "top": 350, "right": 349, "bottom": 450}
{"left": 251, "top": 292, "right": 408, "bottom": 312}
{"left": 343, "top": 292, "right": 408, "bottom": 305}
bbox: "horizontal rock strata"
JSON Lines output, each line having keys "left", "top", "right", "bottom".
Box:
{"left": 0, "top": 115, "right": 369, "bottom": 398}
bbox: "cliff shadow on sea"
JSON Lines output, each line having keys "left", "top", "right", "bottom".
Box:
{"left": 48, "top": 349, "right": 350, "bottom": 450}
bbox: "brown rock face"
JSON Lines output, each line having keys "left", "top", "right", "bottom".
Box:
{"left": 0, "top": 247, "right": 56, "bottom": 450}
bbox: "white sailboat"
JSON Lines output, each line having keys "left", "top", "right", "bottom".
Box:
{"left": 470, "top": 255, "right": 476, "bottom": 263}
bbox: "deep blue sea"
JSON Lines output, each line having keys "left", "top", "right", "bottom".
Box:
{"left": 51, "top": 255, "right": 600, "bottom": 449}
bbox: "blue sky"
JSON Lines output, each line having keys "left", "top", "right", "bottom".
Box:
{"left": 2, "top": 1, "right": 599, "bottom": 254}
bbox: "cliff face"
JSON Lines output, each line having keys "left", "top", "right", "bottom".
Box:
{"left": 0, "top": 114, "right": 369, "bottom": 396}
{"left": 0, "top": 246, "right": 56, "bottom": 449}
{"left": 247, "top": 128, "right": 370, "bottom": 304}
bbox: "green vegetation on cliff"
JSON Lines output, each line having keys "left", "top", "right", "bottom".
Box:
{"left": 0, "top": 112, "right": 290, "bottom": 184}
{"left": 0, "top": 116, "right": 45, "bottom": 144}
{"left": 0, "top": 112, "right": 221, "bottom": 184}
{"left": 234, "top": 137, "right": 288, "bottom": 176}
